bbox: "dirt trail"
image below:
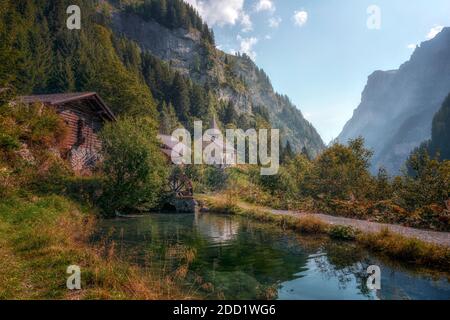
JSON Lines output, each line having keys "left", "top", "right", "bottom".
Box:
{"left": 237, "top": 202, "right": 450, "bottom": 247}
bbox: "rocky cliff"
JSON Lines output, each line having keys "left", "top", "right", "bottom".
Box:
{"left": 111, "top": 10, "right": 325, "bottom": 155}
{"left": 337, "top": 27, "right": 450, "bottom": 173}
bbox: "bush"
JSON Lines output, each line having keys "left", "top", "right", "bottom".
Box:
{"left": 294, "top": 216, "right": 328, "bottom": 234}
{"left": 329, "top": 225, "right": 358, "bottom": 240}
{"left": 203, "top": 166, "right": 228, "bottom": 191}
{"left": 311, "top": 137, "right": 374, "bottom": 201}
{"left": 99, "top": 116, "right": 168, "bottom": 215}
{"left": 396, "top": 149, "right": 449, "bottom": 211}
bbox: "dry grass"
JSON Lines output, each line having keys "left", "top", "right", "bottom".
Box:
{"left": 199, "top": 194, "right": 329, "bottom": 235}
{"left": 357, "top": 228, "right": 450, "bottom": 271}
{"left": 293, "top": 216, "right": 329, "bottom": 234}
{"left": 0, "top": 195, "right": 195, "bottom": 300}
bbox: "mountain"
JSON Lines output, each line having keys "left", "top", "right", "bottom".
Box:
{"left": 0, "top": 0, "right": 324, "bottom": 156}
{"left": 337, "top": 27, "right": 450, "bottom": 173}
{"left": 425, "top": 93, "right": 450, "bottom": 160}
{"left": 111, "top": 2, "right": 325, "bottom": 155}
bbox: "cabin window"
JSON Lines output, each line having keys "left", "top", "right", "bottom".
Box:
{"left": 76, "top": 119, "right": 86, "bottom": 146}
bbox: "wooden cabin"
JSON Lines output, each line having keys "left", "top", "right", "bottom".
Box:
{"left": 17, "top": 91, "right": 198, "bottom": 212}
{"left": 19, "top": 92, "right": 116, "bottom": 174}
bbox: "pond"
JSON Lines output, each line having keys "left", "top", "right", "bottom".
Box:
{"left": 95, "top": 212, "right": 450, "bottom": 300}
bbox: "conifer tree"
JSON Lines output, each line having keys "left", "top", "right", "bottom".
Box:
{"left": 222, "top": 100, "right": 237, "bottom": 125}
{"left": 171, "top": 73, "right": 190, "bottom": 122}
{"left": 47, "top": 52, "right": 75, "bottom": 93}
{"left": 160, "top": 101, "right": 179, "bottom": 134}
{"left": 190, "top": 85, "right": 207, "bottom": 117}
{"left": 282, "top": 141, "right": 295, "bottom": 163}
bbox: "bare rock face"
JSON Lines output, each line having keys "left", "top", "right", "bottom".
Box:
{"left": 112, "top": 11, "right": 325, "bottom": 156}
{"left": 337, "top": 27, "right": 450, "bottom": 173}
{"left": 112, "top": 12, "right": 204, "bottom": 79}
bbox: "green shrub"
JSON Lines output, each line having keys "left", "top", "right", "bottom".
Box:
{"left": 0, "top": 132, "right": 19, "bottom": 151}
{"left": 329, "top": 225, "right": 358, "bottom": 240}
{"left": 99, "top": 116, "right": 168, "bottom": 215}
{"left": 203, "top": 166, "right": 228, "bottom": 191}
{"left": 311, "top": 137, "right": 374, "bottom": 201}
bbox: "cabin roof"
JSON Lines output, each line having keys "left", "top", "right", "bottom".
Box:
{"left": 19, "top": 92, "right": 116, "bottom": 122}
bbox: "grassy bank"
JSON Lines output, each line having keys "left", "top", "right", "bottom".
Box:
{"left": 199, "top": 194, "right": 450, "bottom": 272}
{"left": 0, "top": 195, "right": 194, "bottom": 300}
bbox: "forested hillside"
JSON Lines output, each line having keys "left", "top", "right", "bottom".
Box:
{"left": 412, "top": 93, "right": 450, "bottom": 161}
{"left": 428, "top": 93, "right": 450, "bottom": 160}
{"left": 0, "top": 0, "right": 324, "bottom": 155}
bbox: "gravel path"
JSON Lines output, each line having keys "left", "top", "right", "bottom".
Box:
{"left": 268, "top": 208, "right": 450, "bottom": 247}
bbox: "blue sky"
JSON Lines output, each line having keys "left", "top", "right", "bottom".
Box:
{"left": 185, "top": 0, "right": 450, "bottom": 143}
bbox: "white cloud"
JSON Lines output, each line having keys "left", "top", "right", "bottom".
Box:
{"left": 293, "top": 10, "right": 308, "bottom": 27}
{"left": 241, "top": 13, "right": 253, "bottom": 32}
{"left": 237, "top": 35, "right": 258, "bottom": 60}
{"left": 265, "top": 35, "right": 272, "bottom": 40}
{"left": 405, "top": 26, "right": 445, "bottom": 50}
{"left": 268, "top": 17, "right": 282, "bottom": 28}
{"left": 184, "top": 0, "right": 246, "bottom": 26}
{"left": 255, "top": 0, "right": 275, "bottom": 12}
{"left": 426, "top": 25, "right": 444, "bottom": 40}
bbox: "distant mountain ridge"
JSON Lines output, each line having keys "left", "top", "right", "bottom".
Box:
{"left": 337, "top": 27, "right": 450, "bottom": 173}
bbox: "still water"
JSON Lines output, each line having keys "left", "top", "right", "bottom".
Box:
{"left": 95, "top": 213, "right": 450, "bottom": 300}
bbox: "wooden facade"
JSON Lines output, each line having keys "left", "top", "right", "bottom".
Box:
{"left": 19, "top": 92, "right": 116, "bottom": 174}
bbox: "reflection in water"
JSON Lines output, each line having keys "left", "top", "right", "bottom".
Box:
{"left": 95, "top": 212, "right": 450, "bottom": 300}
{"left": 279, "top": 255, "right": 377, "bottom": 300}
{"left": 195, "top": 213, "right": 239, "bottom": 244}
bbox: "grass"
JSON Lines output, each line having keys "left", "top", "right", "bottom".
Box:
{"left": 198, "top": 194, "right": 450, "bottom": 272}
{"left": 0, "top": 194, "right": 195, "bottom": 300}
{"left": 357, "top": 229, "right": 450, "bottom": 270}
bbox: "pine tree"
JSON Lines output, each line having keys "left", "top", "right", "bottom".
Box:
{"left": 222, "top": 100, "right": 237, "bottom": 125}
{"left": 156, "top": 0, "right": 168, "bottom": 22}
{"left": 190, "top": 85, "right": 206, "bottom": 117}
{"left": 375, "top": 167, "right": 391, "bottom": 200}
{"left": 0, "top": 1, "right": 19, "bottom": 91}
{"left": 47, "top": 52, "right": 75, "bottom": 93}
{"left": 29, "top": 19, "right": 52, "bottom": 93}
{"left": 301, "top": 146, "right": 311, "bottom": 160}
{"left": 283, "top": 141, "right": 295, "bottom": 162}
{"left": 159, "top": 101, "right": 179, "bottom": 134}
{"left": 171, "top": 73, "right": 190, "bottom": 122}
